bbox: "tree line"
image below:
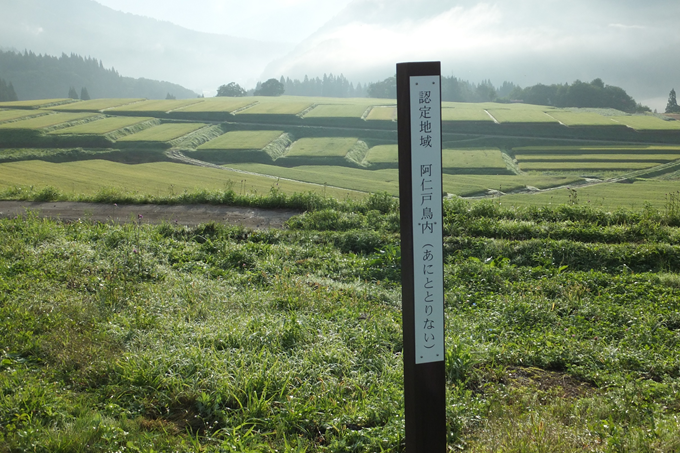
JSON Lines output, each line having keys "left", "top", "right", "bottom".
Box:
{"left": 0, "top": 50, "right": 197, "bottom": 100}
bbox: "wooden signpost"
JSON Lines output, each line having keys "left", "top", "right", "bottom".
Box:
{"left": 397, "top": 61, "right": 446, "bottom": 452}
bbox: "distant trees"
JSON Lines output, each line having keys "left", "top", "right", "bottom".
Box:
{"left": 0, "top": 49, "right": 197, "bottom": 100}
{"left": 216, "top": 82, "right": 246, "bottom": 97}
{"left": 281, "top": 73, "right": 365, "bottom": 98}
{"left": 0, "top": 77, "right": 18, "bottom": 101}
{"left": 254, "top": 78, "right": 284, "bottom": 96}
{"left": 367, "top": 76, "right": 396, "bottom": 99}
{"left": 68, "top": 86, "right": 79, "bottom": 99}
{"left": 165, "top": 93, "right": 176, "bottom": 100}
{"left": 666, "top": 89, "right": 680, "bottom": 113}
{"left": 509, "top": 78, "right": 646, "bottom": 113}
{"left": 80, "top": 87, "right": 90, "bottom": 100}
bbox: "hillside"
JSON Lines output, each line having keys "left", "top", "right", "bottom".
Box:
{"left": 0, "top": 0, "right": 291, "bottom": 94}
{"left": 0, "top": 50, "right": 197, "bottom": 100}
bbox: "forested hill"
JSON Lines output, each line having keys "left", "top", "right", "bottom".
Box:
{"left": 0, "top": 50, "right": 198, "bottom": 100}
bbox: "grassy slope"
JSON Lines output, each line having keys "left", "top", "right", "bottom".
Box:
{"left": 1, "top": 198, "right": 680, "bottom": 451}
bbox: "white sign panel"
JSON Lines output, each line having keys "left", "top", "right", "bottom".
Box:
{"left": 409, "top": 75, "right": 444, "bottom": 364}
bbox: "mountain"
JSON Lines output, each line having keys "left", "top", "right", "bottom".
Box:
{"left": 0, "top": 0, "right": 292, "bottom": 95}
{"left": 0, "top": 49, "right": 198, "bottom": 100}
{"left": 262, "top": 0, "right": 680, "bottom": 111}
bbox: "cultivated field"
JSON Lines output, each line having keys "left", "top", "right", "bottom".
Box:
{"left": 487, "top": 108, "right": 559, "bottom": 123}
{"left": 236, "top": 101, "right": 313, "bottom": 115}
{"left": 0, "top": 98, "right": 73, "bottom": 108}
{"left": 49, "top": 116, "right": 156, "bottom": 135}
{"left": 171, "top": 98, "right": 255, "bottom": 113}
{"left": 197, "top": 130, "right": 284, "bottom": 150}
{"left": 365, "top": 106, "right": 396, "bottom": 121}
{"left": 107, "top": 99, "right": 205, "bottom": 114}
{"left": 302, "top": 104, "right": 371, "bottom": 118}
{"left": 0, "top": 112, "right": 100, "bottom": 130}
{"left": 48, "top": 98, "right": 145, "bottom": 111}
{"left": 545, "top": 110, "right": 621, "bottom": 126}
{"left": 0, "top": 109, "right": 47, "bottom": 123}
{"left": 611, "top": 115, "right": 680, "bottom": 130}
{"left": 115, "top": 123, "right": 208, "bottom": 142}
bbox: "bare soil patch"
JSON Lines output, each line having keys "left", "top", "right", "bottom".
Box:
{"left": 0, "top": 201, "right": 301, "bottom": 229}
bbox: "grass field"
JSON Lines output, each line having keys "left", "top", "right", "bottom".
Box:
{"left": 513, "top": 145, "right": 680, "bottom": 154}
{"left": 236, "top": 102, "right": 313, "bottom": 115}
{"left": 487, "top": 109, "right": 559, "bottom": 123}
{"left": 365, "top": 106, "right": 396, "bottom": 121}
{"left": 107, "top": 99, "right": 205, "bottom": 114}
{"left": 0, "top": 160, "right": 361, "bottom": 199}
{"left": 197, "top": 130, "right": 284, "bottom": 150}
{"left": 115, "top": 123, "right": 208, "bottom": 142}
{"left": 0, "top": 109, "right": 47, "bottom": 123}
{"left": 364, "top": 145, "right": 508, "bottom": 171}
{"left": 286, "top": 137, "right": 358, "bottom": 158}
{"left": 0, "top": 98, "right": 74, "bottom": 108}
{"left": 502, "top": 178, "right": 680, "bottom": 209}
{"left": 519, "top": 161, "right": 662, "bottom": 171}
{"left": 49, "top": 116, "right": 156, "bottom": 135}
{"left": 170, "top": 98, "right": 255, "bottom": 113}
{"left": 545, "top": 110, "right": 621, "bottom": 126}
{"left": 48, "top": 98, "right": 145, "bottom": 111}
{"left": 302, "top": 104, "right": 371, "bottom": 118}
{"left": 611, "top": 115, "right": 680, "bottom": 130}
{"left": 515, "top": 154, "right": 680, "bottom": 162}
{"left": 442, "top": 108, "right": 494, "bottom": 122}
{"left": 224, "top": 162, "right": 580, "bottom": 196}
{"left": 0, "top": 112, "right": 100, "bottom": 130}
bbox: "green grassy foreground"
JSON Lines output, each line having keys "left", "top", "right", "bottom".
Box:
{"left": 1, "top": 193, "right": 680, "bottom": 452}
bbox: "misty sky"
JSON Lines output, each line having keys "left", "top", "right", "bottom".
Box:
{"left": 93, "top": 0, "right": 354, "bottom": 42}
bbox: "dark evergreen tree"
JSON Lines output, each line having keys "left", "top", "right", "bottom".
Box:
{"left": 0, "top": 77, "right": 18, "bottom": 101}
{"left": 80, "top": 87, "right": 90, "bottom": 100}
{"left": 68, "top": 86, "right": 79, "bottom": 99}
{"left": 666, "top": 88, "right": 680, "bottom": 113}
{"left": 165, "top": 93, "right": 176, "bottom": 100}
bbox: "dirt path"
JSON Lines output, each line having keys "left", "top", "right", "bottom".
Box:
{"left": 0, "top": 201, "right": 301, "bottom": 229}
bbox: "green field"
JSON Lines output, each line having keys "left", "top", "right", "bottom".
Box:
{"left": 116, "top": 123, "right": 208, "bottom": 142}
{"left": 302, "top": 104, "right": 371, "bottom": 118}
{"left": 513, "top": 145, "right": 680, "bottom": 154}
{"left": 0, "top": 98, "right": 74, "bottom": 108}
{"left": 48, "top": 98, "right": 145, "bottom": 111}
{"left": 237, "top": 101, "right": 313, "bottom": 115}
{"left": 364, "top": 145, "right": 508, "bottom": 172}
{"left": 286, "top": 137, "right": 358, "bottom": 158}
{"left": 224, "top": 162, "right": 580, "bottom": 196}
{"left": 0, "top": 109, "right": 47, "bottom": 123}
{"left": 170, "top": 97, "right": 255, "bottom": 113}
{"left": 365, "top": 106, "right": 396, "bottom": 121}
{"left": 611, "top": 115, "right": 680, "bottom": 130}
{"left": 197, "top": 130, "right": 284, "bottom": 150}
{"left": 545, "top": 110, "right": 620, "bottom": 126}
{"left": 503, "top": 178, "right": 680, "bottom": 209}
{"left": 107, "top": 99, "right": 205, "bottom": 114}
{"left": 0, "top": 112, "right": 100, "bottom": 130}
{"left": 487, "top": 108, "right": 559, "bottom": 123}
{"left": 0, "top": 160, "right": 361, "bottom": 199}
{"left": 519, "top": 161, "right": 661, "bottom": 171}
{"left": 515, "top": 154, "right": 680, "bottom": 163}
{"left": 49, "top": 116, "right": 156, "bottom": 135}
{"left": 442, "top": 107, "right": 494, "bottom": 122}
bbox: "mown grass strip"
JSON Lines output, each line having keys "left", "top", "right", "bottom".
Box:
{"left": 0, "top": 112, "right": 100, "bottom": 130}
{"left": 116, "top": 123, "right": 208, "bottom": 142}
{"left": 365, "top": 106, "right": 396, "bottom": 121}
{"left": 611, "top": 115, "right": 680, "bottom": 130}
{"left": 49, "top": 116, "right": 156, "bottom": 135}
{"left": 47, "top": 98, "right": 145, "bottom": 111}
{"left": 442, "top": 108, "right": 494, "bottom": 122}
{"left": 487, "top": 109, "right": 560, "bottom": 123}
{"left": 107, "top": 99, "right": 205, "bottom": 114}
{"left": 197, "top": 130, "right": 284, "bottom": 150}
{"left": 0, "top": 109, "right": 48, "bottom": 123}
{"left": 515, "top": 154, "right": 680, "bottom": 163}
{"left": 170, "top": 97, "right": 255, "bottom": 113}
{"left": 0, "top": 160, "right": 360, "bottom": 199}
{"left": 519, "top": 161, "right": 662, "bottom": 171}
{"left": 302, "top": 104, "right": 370, "bottom": 118}
{"left": 0, "top": 98, "right": 74, "bottom": 108}
{"left": 513, "top": 145, "right": 680, "bottom": 154}
{"left": 286, "top": 137, "right": 357, "bottom": 158}
{"left": 236, "top": 102, "right": 313, "bottom": 115}
{"left": 545, "top": 110, "right": 620, "bottom": 126}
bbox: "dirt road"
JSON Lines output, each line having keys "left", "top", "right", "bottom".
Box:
{"left": 0, "top": 201, "right": 301, "bottom": 229}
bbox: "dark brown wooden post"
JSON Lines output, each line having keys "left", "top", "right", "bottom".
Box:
{"left": 397, "top": 61, "right": 446, "bottom": 453}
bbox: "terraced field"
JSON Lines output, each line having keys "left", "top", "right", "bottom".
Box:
{"left": 0, "top": 112, "right": 101, "bottom": 130}
{"left": 116, "top": 123, "right": 208, "bottom": 142}
{"left": 0, "top": 95, "right": 679, "bottom": 203}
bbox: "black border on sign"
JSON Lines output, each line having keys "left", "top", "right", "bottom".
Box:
{"left": 397, "top": 61, "right": 446, "bottom": 453}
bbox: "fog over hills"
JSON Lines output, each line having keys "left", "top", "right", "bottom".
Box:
{"left": 263, "top": 0, "right": 680, "bottom": 110}
{"left": 1, "top": 0, "right": 678, "bottom": 110}
{"left": 0, "top": 0, "right": 292, "bottom": 96}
